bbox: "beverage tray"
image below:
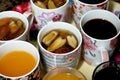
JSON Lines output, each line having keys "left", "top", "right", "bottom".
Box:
{"left": 1, "top": 0, "right": 120, "bottom": 80}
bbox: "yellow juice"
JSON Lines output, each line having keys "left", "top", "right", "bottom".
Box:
{"left": 0, "top": 51, "right": 36, "bottom": 77}
{"left": 48, "top": 72, "right": 81, "bottom": 80}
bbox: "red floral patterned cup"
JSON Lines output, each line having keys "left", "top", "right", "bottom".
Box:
{"left": 37, "top": 22, "right": 82, "bottom": 72}
{"left": 30, "top": 0, "right": 71, "bottom": 30}
{"left": 80, "top": 10, "right": 120, "bottom": 66}
{"left": 72, "top": 0, "right": 109, "bottom": 27}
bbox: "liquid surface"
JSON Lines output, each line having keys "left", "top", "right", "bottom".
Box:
{"left": 94, "top": 67, "right": 120, "bottom": 80}
{"left": 48, "top": 72, "right": 81, "bottom": 80}
{"left": 83, "top": 19, "right": 117, "bottom": 39}
{"left": 0, "top": 17, "right": 25, "bottom": 40}
{"left": 0, "top": 51, "right": 36, "bottom": 77}
{"left": 41, "top": 29, "right": 78, "bottom": 53}
{"left": 79, "top": 0, "right": 105, "bottom": 4}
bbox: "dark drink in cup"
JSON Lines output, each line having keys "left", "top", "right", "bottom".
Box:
{"left": 92, "top": 61, "right": 120, "bottom": 80}
{"left": 82, "top": 19, "right": 117, "bottom": 39}
{"left": 79, "top": 0, "right": 106, "bottom": 4}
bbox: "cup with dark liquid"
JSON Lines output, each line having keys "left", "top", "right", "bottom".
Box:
{"left": 92, "top": 61, "right": 120, "bottom": 80}
{"left": 72, "top": 0, "right": 109, "bottom": 27}
{"left": 37, "top": 22, "right": 82, "bottom": 72}
{"left": 80, "top": 9, "right": 120, "bottom": 66}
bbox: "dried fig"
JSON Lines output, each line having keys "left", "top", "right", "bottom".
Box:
{"left": 0, "top": 25, "right": 10, "bottom": 40}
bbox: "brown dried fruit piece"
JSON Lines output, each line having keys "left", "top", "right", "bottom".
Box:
{"left": 47, "top": 36, "right": 66, "bottom": 52}
{"left": 48, "top": 0, "right": 56, "bottom": 9}
{"left": 34, "top": 1, "right": 46, "bottom": 8}
{"left": 55, "top": 46, "right": 73, "bottom": 53}
{"left": 17, "top": 19, "right": 23, "bottom": 28}
{"left": 42, "top": 30, "right": 58, "bottom": 46}
{"left": 67, "top": 35, "right": 78, "bottom": 48}
{"left": 0, "top": 25, "right": 10, "bottom": 40}
{"left": 53, "top": 0, "right": 66, "bottom": 7}
{"left": 9, "top": 21, "right": 20, "bottom": 34}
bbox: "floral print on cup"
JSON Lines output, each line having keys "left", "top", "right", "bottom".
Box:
{"left": 72, "top": 0, "right": 109, "bottom": 27}
{"left": 36, "top": 12, "right": 62, "bottom": 29}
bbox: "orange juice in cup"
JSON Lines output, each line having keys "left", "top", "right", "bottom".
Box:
{"left": 0, "top": 41, "right": 40, "bottom": 80}
{"left": 0, "top": 50, "right": 36, "bottom": 77}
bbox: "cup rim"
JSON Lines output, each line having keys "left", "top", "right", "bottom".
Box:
{"left": 76, "top": 0, "right": 108, "bottom": 5}
{"left": 0, "top": 40, "right": 40, "bottom": 79}
{"left": 80, "top": 9, "right": 120, "bottom": 41}
{"left": 92, "top": 60, "right": 120, "bottom": 80}
{"left": 30, "top": 0, "right": 69, "bottom": 11}
{"left": 37, "top": 21, "right": 82, "bottom": 55}
{"left": 43, "top": 66, "right": 86, "bottom": 80}
{"left": 0, "top": 11, "right": 29, "bottom": 42}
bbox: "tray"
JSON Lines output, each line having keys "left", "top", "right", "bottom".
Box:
{"left": 1, "top": 0, "right": 120, "bottom": 80}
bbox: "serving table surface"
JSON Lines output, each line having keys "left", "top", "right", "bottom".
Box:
{"left": 1, "top": 0, "right": 120, "bottom": 80}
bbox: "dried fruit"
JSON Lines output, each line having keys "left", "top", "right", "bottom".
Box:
{"left": 34, "top": 1, "right": 46, "bottom": 9}
{"left": 55, "top": 46, "right": 73, "bottom": 53}
{"left": 34, "top": 0, "right": 66, "bottom": 9}
{"left": 53, "top": 0, "right": 66, "bottom": 7}
{"left": 47, "top": 36, "right": 66, "bottom": 52}
{"left": 9, "top": 21, "right": 20, "bottom": 34}
{"left": 42, "top": 30, "right": 58, "bottom": 46}
{"left": 0, "top": 25, "right": 10, "bottom": 40}
{"left": 17, "top": 19, "right": 23, "bottom": 27}
{"left": 67, "top": 35, "right": 77, "bottom": 48}
{"left": 43, "top": 0, "right": 49, "bottom": 5}
{"left": 48, "top": 0, "right": 56, "bottom": 9}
